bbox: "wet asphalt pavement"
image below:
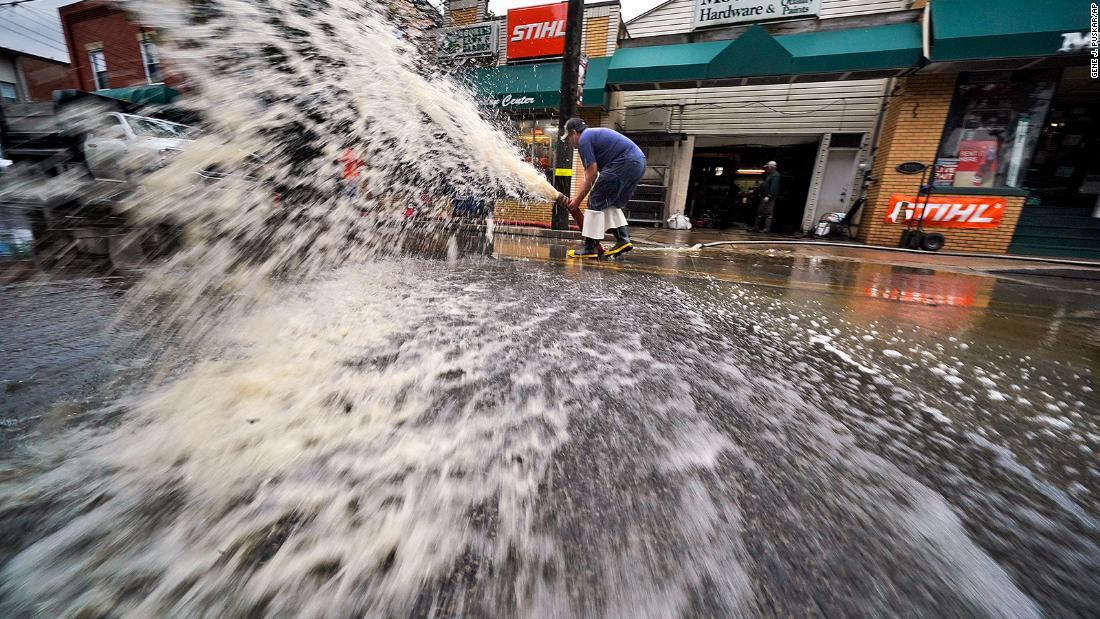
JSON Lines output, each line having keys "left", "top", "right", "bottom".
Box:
{"left": 2, "top": 275, "right": 133, "bottom": 424}
{"left": 1, "top": 235, "right": 1098, "bottom": 617}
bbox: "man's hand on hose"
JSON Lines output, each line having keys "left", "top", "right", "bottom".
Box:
{"left": 568, "top": 163, "right": 598, "bottom": 213}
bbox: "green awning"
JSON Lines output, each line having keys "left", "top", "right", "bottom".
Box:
{"left": 96, "top": 85, "right": 180, "bottom": 105}
{"left": 707, "top": 25, "right": 797, "bottom": 79}
{"left": 607, "top": 40, "right": 728, "bottom": 85}
{"left": 931, "top": 0, "right": 1092, "bottom": 61}
{"left": 709, "top": 23, "right": 923, "bottom": 79}
{"left": 780, "top": 22, "right": 924, "bottom": 74}
{"left": 466, "top": 57, "right": 610, "bottom": 110}
{"left": 608, "top": 23, "right": 923, "bottom": 87}
{"left": 583, "top": 56, "right": 611, "bottom": 108}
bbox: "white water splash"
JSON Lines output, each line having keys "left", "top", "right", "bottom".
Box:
{"left": 2, "top": 0, "right": 1097, "bottom": 615}
{"left": 1, "top": 264, "right": 571, "bottom": 616}
{"left": 2, "top": 0, "right": 571, "bottom": 614}
{"left": 113, "top": 0, "right": 557, "bottom": 330}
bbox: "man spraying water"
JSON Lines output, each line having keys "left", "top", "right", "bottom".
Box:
{"left": 561, "top": 118, "right": 646, "bottom": 258}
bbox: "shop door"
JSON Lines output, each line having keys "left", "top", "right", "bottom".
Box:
{"left": 685, "top": 155, "right": 744, "bottom": 227}
{"left": 685, "top": 144, "right": 817, "bottom": 232}
{"left": 1009, "top": 67, "right": 1100, "bottom": 259}
{"left": 812, "top": 148, "right": 858, "bottom": 224}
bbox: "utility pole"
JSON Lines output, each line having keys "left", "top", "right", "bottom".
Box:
{"left": 551, "top": 0, "right": 584, "bottom": 230}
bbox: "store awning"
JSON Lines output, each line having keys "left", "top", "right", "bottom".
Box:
{"left": 930, "top": 0, "right": 1092, "bottom": 61}
{"left": 779, "top": 22, "right": 924, "bottom": 74}
{"left": 96, "top": 85, "right": 180, "bottom": 105}
{"left": 466, "top": 56, "right": 610, "bottom": 110}
{"left": 609, "top": 23, "right": 923, "bottom": 89}
{"left": 607, "top": 40, "right": 728, "bottom": 86}
{"left": 708, "top": 24, "right": 924, "bottom": 79}
{"left": 706, "top": 25, "right": 798, "bottom": 79}
{"left": 583, "top": 56, "right": 611, "bottom": 108}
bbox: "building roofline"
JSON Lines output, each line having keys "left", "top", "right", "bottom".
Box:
{"left": 625, "top": 0, "right": 677, "bottom": 25}
{"left": 0, "top": 46, "right": 71, "bottom": 66}
{"left": 485, "top": 0, "right": 619, "bottom": 23}
{"left": 58, "top": 0, "right": 121, "bottom": 17}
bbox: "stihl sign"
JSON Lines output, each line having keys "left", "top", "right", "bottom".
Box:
{"left": 507, "top": 2, "right": 567, "bottom": 60}
{"left": 885, "top": 195, "right": 1006, "bottom": 229}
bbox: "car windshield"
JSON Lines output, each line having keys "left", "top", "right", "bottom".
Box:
{"left": 123, "top": 115, "right": 196, "bottom": 139}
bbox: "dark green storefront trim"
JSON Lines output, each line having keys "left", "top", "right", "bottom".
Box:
{"left": 608, "top": 40, "right": 728, "bottom": 85}
{"left": 930, "top": 0, "right": 1093, "bottom": 61}
{"left": 583, "top": 56, "right": 610, "bottom": 108}
{"left": 465, "top": 56, "right": 610, "bottom": 110}
{"left": 610, "top": 0, "right": 1089, "bottom": 86}
{"left": 609, "top": 23, "right": 924, "bottom": 88}
{"left": 929, "top": 186, "right": 1031, "bottom": 198}
{"left": 779, "top": 22, "right": 925, "bottom": 75}
{"left": 706, "top": 25, "right": 797, "bottom": 79}
{"left": 96, "top": 85, "right": 180, "bottom": 105}
{"left": 1008, "top": 207, "right": 1100, "bottom": 259}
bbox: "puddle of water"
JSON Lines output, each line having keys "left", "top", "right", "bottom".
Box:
{"left": 0, "top": 0, "right": 1098, "bottom": 616}
{"left": 1, "top": 254, "right": 1098, "bottom": 616}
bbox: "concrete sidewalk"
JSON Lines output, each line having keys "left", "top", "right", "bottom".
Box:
{"left": 478, "top": 221, "right": 1100, "bottom": 277}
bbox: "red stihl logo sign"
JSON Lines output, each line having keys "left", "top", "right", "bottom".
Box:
{"left": 507, "top": 2, "right": 567, "bottom": 60}
{"left": 885, "top": 194, "right": 1006, "bottom": 229}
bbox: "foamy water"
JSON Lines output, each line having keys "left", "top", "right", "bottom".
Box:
{"left": 7, "top": 258, "right": 1093, "bottom": 616}
{"left": 1, "top": 0, "right": 1097, "bottom": 616}
{"left": 2, "top": 264, "right": 568, "bottom": 616}
{"left": 4, "top": 0, "right": 574, "bottom": 613}
{"left": 112, "top": 0, "right": 558, "bottom": 332}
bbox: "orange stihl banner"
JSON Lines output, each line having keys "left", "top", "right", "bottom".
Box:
{"left": 884, "top": 194, "right": 1006, "bottom": 229}
{"left": 507, "top": 2, "right": 567, "bottom": 60}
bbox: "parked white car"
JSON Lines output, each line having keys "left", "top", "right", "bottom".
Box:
{"left": 82, "top": 113, "right": 196, "bottom": 181}
{"left": 0, "top": 93, "right": 197, "bottom": 270}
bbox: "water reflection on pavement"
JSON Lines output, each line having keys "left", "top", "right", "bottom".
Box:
{"left": 0, "top": 236, "right": 1097, "bottom": 617}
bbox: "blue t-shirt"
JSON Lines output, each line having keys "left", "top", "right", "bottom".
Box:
{"left": 577, "top": 128, "right": 644, "bottom": 170}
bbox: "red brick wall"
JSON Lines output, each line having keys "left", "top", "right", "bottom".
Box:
{"left": 858, "top": 74, "right": 1027, "bottom": 254}
{"left": 18, "top": 57, "right": 77, "bottom": 101}
{"left": 60, "top": 0, "right": 178, "bottom": 91}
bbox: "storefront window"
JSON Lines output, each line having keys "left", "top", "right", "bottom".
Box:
{"left": 934, "top": 71, "right": 1057, "bottom": 189}
{"left": 1019, "top": 67, "right": 1100, "bottom": 210}
{"left": 515, "top": 117, "right": 558, "bottom": 182}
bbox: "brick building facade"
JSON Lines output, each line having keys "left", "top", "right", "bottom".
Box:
{"left": 59, "top": 0, "right": 176, "bottom": 92}
{"left": 0, "top": 48, "right": 76, "bottom": 103}
{"left": 854, "top": 0, "right": 1097, "bottom": 259}
{"left": 20, "top": 56, "right": 77, "bottom": 100}
{"left": 856, "top": 75, "right": 1028, "bottom": 254}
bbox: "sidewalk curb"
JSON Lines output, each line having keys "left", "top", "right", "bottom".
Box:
{"left": 492, "top": 224, "right": 580, "bottom": 241}
{"left": 688, "top": 240, "right": 1100, "bottom": 269}
{"left": 437, "top": 220, "right": 1100, "bottom": 270}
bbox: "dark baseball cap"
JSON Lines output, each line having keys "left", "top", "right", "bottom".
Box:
{"left": 561, "top": 117, "right": 587, "bottom": 141}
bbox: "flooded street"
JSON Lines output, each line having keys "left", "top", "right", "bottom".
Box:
{"left": 1, "top": 0, "right": 1097, "bottom": 613}
{"left": 2, "top": 240, "right": 1097, "bottom": 617}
